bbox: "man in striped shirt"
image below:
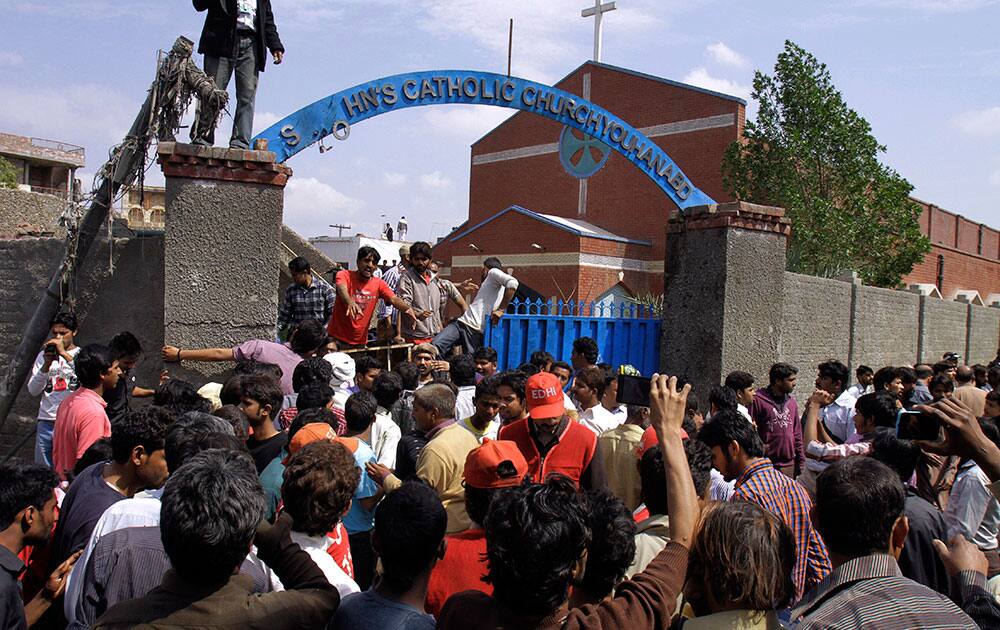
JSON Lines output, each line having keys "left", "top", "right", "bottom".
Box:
{"left": 792, "top": 457, "right": 977, "bottom": 629}
{"left": 698, "top": 409, "right": 831, "bottom": 601}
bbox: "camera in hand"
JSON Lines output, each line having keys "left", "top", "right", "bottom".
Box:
{"left": 616, "top": 374, "right": 652, "bottom": 408}
{"left": 896, "top": 410, "right": 940, "bottom": 441}
{"left": 44, "top": 343, "right": 57, "bottom": 355}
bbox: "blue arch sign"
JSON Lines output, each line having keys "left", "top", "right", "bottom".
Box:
{"left": 253, "top": 70, "right": 715, "bottom": 210}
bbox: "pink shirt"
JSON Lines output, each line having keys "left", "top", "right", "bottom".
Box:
{"left": 52, "top": 388, "right": 110, "bottom": 479}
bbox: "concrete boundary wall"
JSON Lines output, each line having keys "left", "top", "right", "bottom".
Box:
{"left": 966, "top": 304, "right": 1000, "bottom": 365}
{"left": 851, "top": 284, "right": 921, "bottom": 369}
{"left": 779, "top": 273, "right": 851, "bottom": 386}
{"left": 918, "top": 296, "right": 970, "bottom": 363}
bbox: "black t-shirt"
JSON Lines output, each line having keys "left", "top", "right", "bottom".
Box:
{"left": 0, "top": 545, "right": 26, "bottom": 630}
{"left": 103, "top": 372, "right": 136, "bottom": 425}
{"left": 51, "top": 462, "right": 126, "bottom": 568}
{"left": 246, "top": 432, "right": 288, "bottom": 474}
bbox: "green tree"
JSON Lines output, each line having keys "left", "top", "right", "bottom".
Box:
{"left": 723, "top": 40, "right": 929, "bottom": 287}
{"left": 0, "top": 156, "right": 17, "bottom": 189}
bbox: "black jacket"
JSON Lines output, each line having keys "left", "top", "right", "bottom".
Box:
{"left": 193, "top": 0, "right": 283, "bottom": 72}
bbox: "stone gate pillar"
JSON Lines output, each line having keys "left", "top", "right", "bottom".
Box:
{"left": 660, "top": 201, "right": 790, "bottom": 395}
{"left": 157, "top": 142, "right": 290, "bottom": 382}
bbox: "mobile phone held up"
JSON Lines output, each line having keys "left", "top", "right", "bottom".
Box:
{"left": 617, "top": 374, "right": 652, "bottom": 408}
{"left": 896, "top": 410, "right": 940, "bottom": 442}
{"left": 44, "top": 343, "right": 57, "bottom": 355}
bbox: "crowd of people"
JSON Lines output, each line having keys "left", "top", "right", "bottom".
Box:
{"left": 4, "top": 246, "right": 1000, "bottom": 628}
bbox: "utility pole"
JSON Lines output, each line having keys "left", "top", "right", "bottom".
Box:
{"left": 329, "top": 223, "right": 352, "bottom": 237}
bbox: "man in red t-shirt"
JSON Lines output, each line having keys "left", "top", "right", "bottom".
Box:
{"left": 328, "top": 246, "right": 416, "bottom": 348}
{"left": 425, "top": 438, "right": 528, "bottom": 617}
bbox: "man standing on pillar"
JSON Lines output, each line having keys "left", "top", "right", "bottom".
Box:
{"left": 191, "top": 0, "right": 284, "bottom": 150}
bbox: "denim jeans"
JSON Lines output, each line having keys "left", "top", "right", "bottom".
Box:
{"left": 193, "top": 32, "right": 259, "bottom": 149}
{"left": 432, "top": 320, "right": 484, "bottom": 357}
{"left": 35, "top": 420, "right": 54, "bottom": 467}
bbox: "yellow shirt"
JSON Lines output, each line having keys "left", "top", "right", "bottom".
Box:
{"left": 598, "top": 423, "right": 646, "bottom": 511}
{"left": 416, "top": 423, "right": 480, "bottom": 534}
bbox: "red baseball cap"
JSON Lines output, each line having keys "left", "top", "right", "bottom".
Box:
{"left": 464, "top": 439, "right": 529, "bottom": 489}
{"left": 525, "top": 372, "right": 565, "bottom": 420}
{"left": 636, "top": 425, "right": 689, "bottom": 458}
{"left": 283, "top": 422, "right": 337, "bottom": 463}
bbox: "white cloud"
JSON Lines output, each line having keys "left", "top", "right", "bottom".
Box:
{"left": 953, "top": 106, "right": 1000, "bottom": 136}
{"left": 419, "top": 170, "right": 452, "bottom": 190}
{"left": 0, "top": 83, "right": 134, "bottom": 146}
{"left": 681, "top": 68, "right": 751, "bottom": 101}
{"left": 383, "top": 172, "right": 408, "bottom": 187}
{"left": 850, "top": 0, "right": 997, "bottom": 11}
{"left": 0, "top": 52, "right": 23, "bottom": 66}
{"left": 254, "top": 111, "right": 282, "bottom": 132}
{"left": 283, "top": 177, "right": 364, "bottom": 237}
{"left": 706, "top": 42, "right": 747, "bottom": 68}
{"left": 990, "top": 167, "right": 1000, "bottom": 187}
{"left": 422, "top": 105, "right": 514, "bottom": 142}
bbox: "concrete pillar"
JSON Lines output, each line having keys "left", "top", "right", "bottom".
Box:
{"left": 660, "top": 201, "right": 790, "bottom": 395}
{"left": 157, "top": 142, "right": 290, "bottom": 382}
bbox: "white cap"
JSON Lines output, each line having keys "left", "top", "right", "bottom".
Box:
{"left": 323, "top": 352, "right": 356, "bottom": 388}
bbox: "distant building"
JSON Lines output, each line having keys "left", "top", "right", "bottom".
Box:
{"left": 121, "top": 185, "right": 166, "bottom": 229}
{"left": 309, "top": 234, "right": 409, "bottom": 272}
{"left": 0, "top": 131, "right": 85, "bottom": 199}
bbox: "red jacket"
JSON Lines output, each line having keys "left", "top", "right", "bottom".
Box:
{"left": 498, "top": 418, "right": 599, "bottom": 488}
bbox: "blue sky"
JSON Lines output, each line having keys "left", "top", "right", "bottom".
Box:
{"left": 1, "top": 0, "right": 998, "bottom": 243}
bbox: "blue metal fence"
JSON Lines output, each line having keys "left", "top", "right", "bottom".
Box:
{"left": 485, "top": 299, "right": 662, "bottom": 376}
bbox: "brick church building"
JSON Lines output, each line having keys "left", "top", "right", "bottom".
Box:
{"left": 433, "top": 61, "right": 999, "bottom": 305}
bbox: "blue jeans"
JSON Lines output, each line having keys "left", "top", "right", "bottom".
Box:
{"left": 432, "top": 321, "right": 483, "bottom": 357}
{"left": 193, "top": 32, "right": 259, "bottom": 149}
{"left": 35, "top": 420, "right": 54, "bottom": 467}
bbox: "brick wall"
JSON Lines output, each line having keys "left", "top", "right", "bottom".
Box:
{"left": 918, "top": 296, "right": 970, "bottom": 363}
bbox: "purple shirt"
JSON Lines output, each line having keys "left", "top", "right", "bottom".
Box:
{"left": 232, "top": 340, "right": 302, "bottom": 395}
{"left": 750, "top": 387, "right": 803, "bottom": 471}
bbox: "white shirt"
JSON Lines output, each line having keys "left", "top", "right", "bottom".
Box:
{"left": 946, "top": 463, "right": 1000, "bottom": 551}
{"left": 455, "top": 386, "right": 476, "bottom": 422}
{"left": 458, "top": 415, "right": 501, "bottom": 442}
{"left": 846, "top": 383, "right": 873, "bottom": 399}
{"left": 457, "top": 268, "right": 518, "bottom": 333}
{"left": 371, "top": 408, "right": 402, "bottom": 468}
{"left": 563, "top": 391, "right": 577, "bottom": 412}
{"left": 604, "top": 404, "right": 628, "bottom": 425}
{"left": 737, "top": 403, "right": 752, "bottom": 422}
{"left": 578, "top": 404, "right": 622, "bottom": 436}
{"left": 236, "top": 0, "right": 256, "bottom": 30}
{"left": 281, "top": 532, "right": 360, "bottom": 598}
{"left": 819, "top": 390, "right": 858, "bottom": 443}
{"left": 27, "top": 347, "right": 81, "bottom": 421}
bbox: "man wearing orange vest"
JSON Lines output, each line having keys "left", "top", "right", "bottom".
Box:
{"left": 498, "top": 372, "right": 607, "bottom": 490}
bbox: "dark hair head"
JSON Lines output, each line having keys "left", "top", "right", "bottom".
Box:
{"left": 496, "top": 370, "right": 527, "bottom": 402}
{"left": 0, "top": 464, "right": 60, "bottom": 530}
{"left": 476, "top": 347, "right": 499, "bottom": 364}
{"left": 483, "top": 257, "right": 502, "bottom": 270}
{"left": 393, "top": 362, "right": 421, "bottom": 390}
{"left": 297, "top": 382, "right": 333, "bottom": 411}
{"left": 869, "top": 429, "right": 921, "bottom": 483}
{"left": 109, "top": 331, "right": 142, "bottom": 359}
{"left": 240, "top": 375, "right": 283, "bottom": 416}
{"left": 50, "top": 311, "right": 79, "bottom": 332}
{"left": 640, "top": 440, "right": 713, "bottom": 515}
{"left": 855, "top": 392, "right": 898, "bottom": 430}
{"left": 929, "top": 374, "right": 955, "bottom": 394}
{"left": 213, "top": 405, "right": 250, "bottom": 440}
{"left": 872, "top": 366, "right": 898, "bottom": 392}
{"left": 485, "top": 475, "right": 591, "bottom": 615}
{"left": 475, "top": 374, "right": 500, "bottom": 401}
{"left": 517, "top": 362, "right": 540, "bottom": 376}
{"left": 372, "top": 371, "right": 403, "bottom": 409}
{"left": 154, "top": 379, "right": 212, "bottom": 416}
{"left": 110, "top": 407, "right": 170, "bottom": 465}
{"left": 345, "top": 390, "right": 378, "bottom": 433}
{"left": 580, "top": 490, "right": 635, "bottom": 599}
{"left": 979, "top": 417, "right": 1000, "bottom": 451}
{"left": 448, "top": 355, "right": 477, "bottom": 387}
{"left": 409, "top": 241, "right": 432, "bottom": 260}
{"left": 290, "top": 320, "right": 327, "bottom": 355}
{"left": 698, "top": 409, "right": 765, "bottom": 458}
{"left": 234, "top": 359, "right": 284, "bottom": 380}
{"left": 73, "top": 438, "right": 113, "bottom": 477}
{"left": 856, "top": 365, "right": 874, "bottom": 378}
{"left": 574, "top": 366, "right": 607, "bottom": 400}
{"left": 75, "top": 343, "right": 116, "bottom": 388}
{"left": 374, "top": 480, "right": 447, "bottom": 590}
{"left": 357, "top": 246, "right": 381, "bottom": 264}
{"left": 724, "top": 370, "right": 755, "bottom": 392}
{"left": 915, "top": 364, "right": 934, "bottom": 379}
{"left": 160, "top": 449, "right": 265, "bottom": 584}
{"left": 292, "top": 357, "right": 334, "bottom": 392}
{"left": 528, "top": 350, "right": 553, "bottom": 370}
{"left": 288, "top": 256, "right": 311, "bottom": 274}
{"left": 896, "top": 366, "right": 918, "bottom": 385}
{"left": 550, "top": 361, "right": 572, "bottom": 376}
{"left": 817, "top": 360, "right": 849, "bottom": 391}
{"left": 165, "top": 412, "right": 242, "bottom": 472}
{"left": 572, "top": 337, "right": 599, "bottom": 365}
{"left": 768, "top": 362, "right": 798, "bottom": 385}
{"left": 708, "top": 385, "right": 737, "bottom": 412}
{"left": 354, "top": 355, "right": 383, "bottom": 377}
{"left": 815, "top": 457, "right": 905, "bottom": 557}
{"left": 932, "top": 361, "right": 954, "bottom": 376}
{"left": 282, "top": 441, "right": 359, "bottom": 536}
{"left": 687, "top": 502, "right": 796, "bottom": 613}
{"left": 465, "top": 484, "right": 506, "bottom": 526}
{"left": 220, "top": 375, "right": 244, "bottom": 407}
{"left": 289, "top": 407, "right": 339, "bottom": 441}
